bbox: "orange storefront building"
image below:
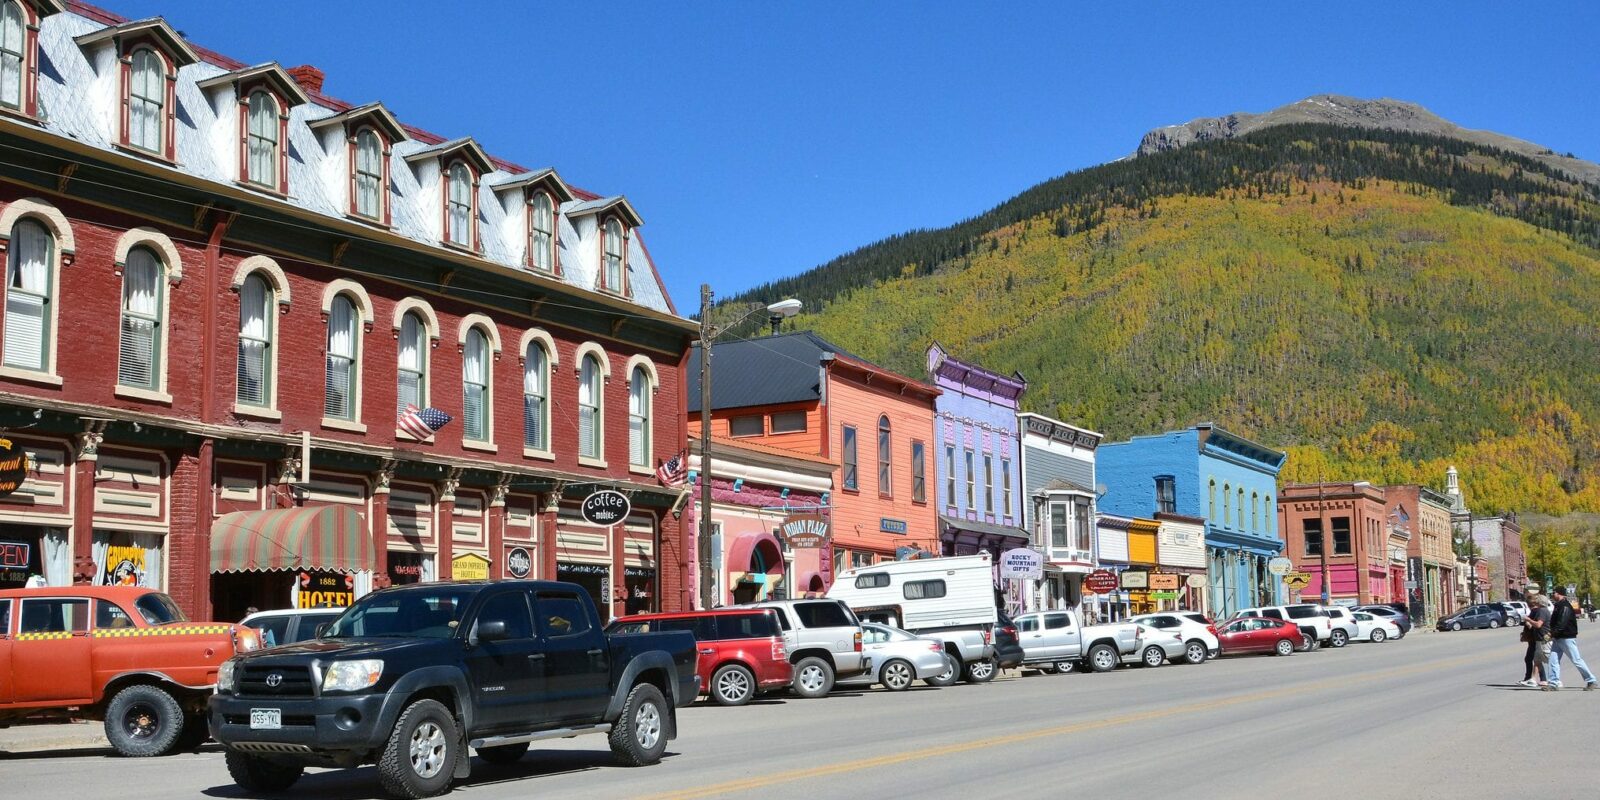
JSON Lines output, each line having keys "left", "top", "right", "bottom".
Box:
{"left": 688, "top": 332, "right": 940, "bottom": 589}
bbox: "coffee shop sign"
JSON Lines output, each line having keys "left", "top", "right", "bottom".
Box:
{"left": 1024, "top": 418, "right": 1101, "bottom": 450}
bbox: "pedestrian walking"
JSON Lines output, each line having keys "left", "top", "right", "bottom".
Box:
{"left": 1544, "top": 587, "right": 1597, "bottom": 691}
{"left": 1517, "top": 593, "right": 1550, "bottom": 688}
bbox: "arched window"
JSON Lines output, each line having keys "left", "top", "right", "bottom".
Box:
{"left": 628, "top": 365, "right": 651, "bottom": 468}
{"left": 245, "top": 91, "right": 279, "bottom": 188}
{"left": 529, "top": 191, "right": 554, "bottom": 273}
{"left": 578, "top": 354, "right": 602, "bottom": 459}
{"left": 1251, "top": 492, "right": 1260, "bottom": 533}
{"left": 236, "top": 273, "right": 273, "bottom": 407}
{"left": 324, "top": 295, "right": 358, "bottom": 419}
{"left": 128, "top": 48, "right": 165, "bottom": 153}
{"left": 4, "top": 218, "right": 52, "bottom": 371}
{"left": 522, "top": 342, "right": 548, "bottom": 451}
{"left": 0, "top": 1, "right": 25, "bottom": 112}
{"left": 118, "top": 247, "right": 163, "bottom": 388}
{"left": 462, "top": 327, "right": 490, "bottom": 441}
{"left": 602, "top": 217, "right": 624, "bottom": 292}
{"left": 1207, "top": 479, "right": 1217, "bottom": 522}
{"left": 877, "top": 415, "right": 892, "bottom": 498}
{"left": 396, "top": 311, "right": 427, "bottom": 417}
{"left": 446, "top": 161, "right": 473, "bottom": 247}
{"left": 1222, "top": 484, "right": 1232, "bottom": 528}
{"left": 353, "top": 128, "right": 383, "bottom": 219}
{"left": 1238, "top": 488, "right": 1246, "bottom": 531}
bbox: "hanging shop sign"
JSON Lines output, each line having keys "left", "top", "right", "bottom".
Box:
{"left": 1267, "top": 557, "right": 1294, "bottom": 576}
{"left": 999, "top": 548, "right": 1044, "bottom": 581}
{"left": 452, "top": 553, "right": 491, "bottom": 581}
{"left": 297, "top": 571, "right": 355, "bottom": 609}
{"left": 507, "top": 547, "right": 532, "bottom": 579}
{"left": 780, "top": 514, "right": 831, "bottom": 549}
{"left": 581, "top": 490, "right": 632, "bottom": 526}
{"left": 1119, "top": 570, "right": 1150, "bottom": 590}
{"left": 0, "top": 438, "right": 28, "bottom": 498}
{"left": 1149, "top": 573, "right": 1181, "bottom": 591}
{"left": 1185, "top": 573, "right": 1208, "bottom": 589}
{"left": 1085, "top": 569, "right": 1120, "bottom": 594}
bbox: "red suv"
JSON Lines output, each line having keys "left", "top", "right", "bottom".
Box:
{"left": 608, "top": 609, "right": 791, "bottom": 706}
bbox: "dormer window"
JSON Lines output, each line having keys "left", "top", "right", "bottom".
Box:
{"left": 529, "top": 191, "right": 554, "bottom": 273}
{"left": 562, "top": 195, "right": 642, "bottom": 298}
{"left": 127, "top": 48, "right": 167, "bottom": 153}
{"left": 0, "top": 0, "right": 58, "bottom": 118}
{"left": 489, "top": 168, "right": 573, "bottom": 275}
{"left": 354, "top": 128, "right": 383, "bottom": 218}
{"left": 602, "top": 217, "right": 626, "bottom": 294}
{"left": 76, "top": 18, "right": 198, "bottom": 163}
{"left": 245, "top": 90, "right": 280, "bottom": 189}
{"left": 446, "top": 160, "right": 475, "bottom": 248}
{"left": 199, "top": 64, "right": 308, "bottom": 196}
{"left": 402, "top": 137, "right": 492, "bottom": 251}
{"left": 309, "top": 103, "right": 407, "bottom": 227}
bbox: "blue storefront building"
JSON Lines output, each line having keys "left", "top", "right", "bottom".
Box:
{"left": 1096, "top": 424, "right": 1287, "bottom": 617}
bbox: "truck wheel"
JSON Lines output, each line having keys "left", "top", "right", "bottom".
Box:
{"left": 791, "top": 656, "right": 835, "bottom": 698}
{"left": 378, "top": 698, "right": 459, "bottom": 799}
{"left": 710, "top": 663, "right": 756, "bottom": 706}
{"left": 962, "top": 656, "right": 997, "bottom": 683}
{"left": 609, "top": 683, "right": 669, "bottom": 767}
{"left": 475, "top": 742, "right": 530, "bottom": 765}
{"left": 1330, "top": 629, "right": 1349, "bottom": 648}
{"left": 924, "top": 653, "right": 961, "bottom": 687}
{"left": 1182, "top": 640, "right": 1209, "bottom": 665}
{"left": 104, "top": 684, "right": 185, "bottom": 757}
{"left": 1053, "top": 661, "right": 1077, "bottom": 674}
{"left": 1087, "top": 644, "right": 1118, "bottom": 673}
{"left": 880, "top": 659, "right": 915, "bottom": 691}
{"left": 225, "top": 750, "right": 304, "bottom": 791}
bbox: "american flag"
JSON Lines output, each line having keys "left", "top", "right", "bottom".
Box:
{"left": 656, "top": 450, "right": 688, "bottom": 487}
{"left": 398, "top": 405, "right": 452, "bottom": 440}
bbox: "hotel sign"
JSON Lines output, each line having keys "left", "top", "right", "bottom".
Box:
{"left": 1023, "top": 418, "right": 1101, "bottom": 450}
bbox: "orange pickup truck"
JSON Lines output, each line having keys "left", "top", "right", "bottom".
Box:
{"left": 0, "top": 585, "right": 261, "bottom": 756}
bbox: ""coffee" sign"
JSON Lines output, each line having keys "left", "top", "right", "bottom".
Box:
{"left": 581, "top": 490, "right": 631, "bottom": 526}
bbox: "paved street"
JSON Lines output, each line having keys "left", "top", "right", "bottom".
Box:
{"left": 3, "top": 629, "right": 1593, "bottom": 799}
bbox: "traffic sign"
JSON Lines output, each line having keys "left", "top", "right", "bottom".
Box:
{"left": 1283, "top": 572, "right": 1312, "bottom": 590}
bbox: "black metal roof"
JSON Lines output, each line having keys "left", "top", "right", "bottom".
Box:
{"left": 687, "top": 331, "right": 858, "bottom": 412}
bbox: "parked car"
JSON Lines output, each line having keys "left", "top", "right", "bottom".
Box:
{"left": 1354, "top": 605, "right": 1412, "bottom": 636}
{"left": 0, "top": 586, "right": 262, "bottom": 757}
{"left": 993, "top": 612, "right": 1025, "bottom": 670}
{"left": 1500, "top": 601, "right": 1529, "bottom": 624}
{"left": 1319, "top": 606, "right": 1359, "bottom": 648}
{"left": 830, "top": 555, "right": 998, "bottom": 684}
{"left": 1129, "top": 612, "right": 1219, "bottom": 664}
{"left": 1216, "top": 617, "right": 1305, "bottom": 656}
{"left": 837, "top": 623, "right": 950, "bottom": 691}
{"left": 1236, "top": 604, "right": 1332, "bottom": 650}
{"left": 1437, "top": 604, "right": 1506, "bottom": 631}
{"left": 1349, "top": 611, "right": 1401, "bottom": 642}
{"left": 746, "top": 598, "right": 869, "bottom": 698}
{"left": 241, "top": 608, "right": 346, "bottom": 648}
{"left": 607, "top": 608, "right": 792, "bottom": 706}
{"left": 211, "top": 580, "right": 698, "bottom": 798}
{"left": 1013, "top": 609, "right": 1168, "bottom": 672}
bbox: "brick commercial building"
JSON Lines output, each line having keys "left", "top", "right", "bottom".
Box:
{"left": 1277, "top": 482, "right": 1401, "bottom": 606}
{"left": 0, "top": 2, "right": 695, "bottom": 621}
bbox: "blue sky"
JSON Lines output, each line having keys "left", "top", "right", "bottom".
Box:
{"left": 116, "top": 1, "right": 1600, "bottom": 310}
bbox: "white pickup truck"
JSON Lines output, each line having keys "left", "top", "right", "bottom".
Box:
{"left": 1013, "top": 609, "right": 1174, "bottom": 673}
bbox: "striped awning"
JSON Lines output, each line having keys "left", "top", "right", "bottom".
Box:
{"left": 210, "top": 506, "right": 374, "bottom": 573}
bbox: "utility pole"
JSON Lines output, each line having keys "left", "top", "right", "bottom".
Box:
{"left": 697, "top": 284, "right": 715, "bottom": 611}
{"left": 1318, "top": 479, "right": 1331, "bottom": 606}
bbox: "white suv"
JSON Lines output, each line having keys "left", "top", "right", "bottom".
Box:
{"left": 1129, "top": 613, "right": 1219, "bottom": 664}
{"left": 1237, "top": 604, "right": 1332, "bottom": 650}
{"left": 1319, "top": 606, "right": 1359, "bottom": 648}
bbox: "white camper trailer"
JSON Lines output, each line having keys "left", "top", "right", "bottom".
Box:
{"left": 828, "top": 554, "right": 999, "bottom": 684}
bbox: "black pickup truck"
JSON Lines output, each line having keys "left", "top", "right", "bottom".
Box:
{"left": 210, "top": 580, "right": 698, "bottom": 798}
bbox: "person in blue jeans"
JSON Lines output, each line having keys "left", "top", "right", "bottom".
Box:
{"left": 1545, "top": 587, "right": 1597, "bottom": 691}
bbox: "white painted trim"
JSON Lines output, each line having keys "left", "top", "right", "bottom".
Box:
{"left": 0, "top": 366, "right": 62, "bottom": 386}
{"left": 573, "top": 341, "right": 610, "bottom": 378}
{"left": 232, "top": 403, "right": 282, "bottom": 421}
{"left": 517, "top": 327, "right": 559, "bottom": 366}
{"left": 229, "top": 255, "right": 291, "bottom": 304}
{"left": 113, "top": 227, "right": 182, "bottom": 282}
{"left": 320, "top": 278, "right": 374, "bottom": 324}
{"left": 392, "top": 296, "right": 441, "bottom": 338}
{"left": 0, "top": 197, "right": 76, "bottom": 254}
{"left": 623, "top": 354, "right": 658, "bottom": 390}
{"left": 458, "top": 313, "right": 502, "bottom": 352}
{"left": 322, "top": 417, "right": 368, "bottom": 434}
{"left": 462, "top": 440, "right": 498, "bottom": 454}
{"left": 113, "top": 385, "right": 173, "bottom": 404}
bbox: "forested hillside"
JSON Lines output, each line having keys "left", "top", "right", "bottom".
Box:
{"left": 716, "top": 124, "right": 1600, "bottom": 517}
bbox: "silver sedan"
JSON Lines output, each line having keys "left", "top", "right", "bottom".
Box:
{"left": 838, "top": 622, "right": 952, "bottom": 691}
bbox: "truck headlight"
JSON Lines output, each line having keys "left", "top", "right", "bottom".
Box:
{"left": 218, "top": 659, "right": 238, "bottom": 694}
{"left": 322, "top": 659, "right": 384, "bottom": 692}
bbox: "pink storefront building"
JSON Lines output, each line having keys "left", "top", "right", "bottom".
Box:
{"left": 1278, "top": 482, "right": 1405, "bottom": 606}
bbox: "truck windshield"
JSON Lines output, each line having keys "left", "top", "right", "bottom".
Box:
{"left": 136, "top": 593, "right": 188, "bottom": 625}
{"left": 324, "top": 588, "right": 473, "bottom": 639}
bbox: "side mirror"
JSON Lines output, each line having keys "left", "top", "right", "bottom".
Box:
{"left": 315, "top": 622, "right": 332, "bottom": 638}
{"left": 476, "top": 619, "right": 509, "bottom": 643}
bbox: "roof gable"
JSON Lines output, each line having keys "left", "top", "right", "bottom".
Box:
{"left": 74, "top": 17, "right": 198, "bottom": 66}
{"left": 489, "top": 168, "right": 576, "bottom": 204}
{"left": 402, "top": 136, "right": 494, "bottom": 175}
{"left": 196, "top": 62, "right": 311, "bottom": 107}
{"left": 305, "top": 101, "right": 410, "bottom": 143}
{"left": 564, "top": 195, "right": 644, "bottom": 228}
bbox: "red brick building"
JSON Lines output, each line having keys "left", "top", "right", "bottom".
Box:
{"left": 0, "top": 2, "right": 694, "bottom": 621}
{"left": 1277, "top": 482, "right": 1398, "bottom": 605}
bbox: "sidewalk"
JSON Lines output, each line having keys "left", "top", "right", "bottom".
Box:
{"left": 0, "top": 721, "right": 110, "bottom": 755}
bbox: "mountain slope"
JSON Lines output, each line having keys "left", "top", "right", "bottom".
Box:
{"left": 719, "top": 123, "right": 1600, "bottom": 516}
{"left": 1137, "top": 95, "right": 1600, "bottom": 186}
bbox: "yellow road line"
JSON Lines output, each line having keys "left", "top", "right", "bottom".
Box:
{"left": 654, "top": 651, "right": 1497, "bottom": 799}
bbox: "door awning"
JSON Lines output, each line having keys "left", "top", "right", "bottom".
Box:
{"left": 210, "top": 506, "right": 373, "bottom": 573}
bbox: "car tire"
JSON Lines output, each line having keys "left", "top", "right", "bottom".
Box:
{"left": 1275, "top": 639, "right": 1295, "bottom": 656}
{"left": 1140, "top": 646, "right": 1165, "bottom": 668}
{"left": 104, "top": 684, "right": 185, "bottom": 757}
{"left": 1330, "top": 629, "right": 1349, "bottom": 648}
{"left": 791, "top": 656, "right": 835, "bottom": 698}
{"left": 880, "top": 659, "right": 915, "bottom": 691}
{"left": 475, "top": 742, "right": 530, "bottom": 765}
{"left": 1087, "top": 644, "right": 1118, "bottom": 673}
{"left": 609, "top": 683, "right": 669, "bottom": 768}
{"left": 224, "top": 750, "right": 304, "bottom": 792}
{"left": 1451, "top": 621, "right": 1462, "bottom": 631}
{"left": 1182, "top": 640, "right": 1208, "bottom": 665}
{"left": 1371, "top": 629, "right": 1387, "bottom": 643}
{"left": 710, "top": 664, "right": 756, "bottom": 706}
{"left": 1489, "top": 619, "right": 1501, "bottom": 629}
{"left": 963, "top": 656, "right": 998, "bottom": 683}
{"left": 924, "top": 653, "right": 961, "bottom": 687}
{"left": 378, "top": 698, "right": 458, "bottom": 799}
{"left": 1295, "top": 634, "right": 1315, "bottom": 653}
{"left": 1054, "top": 661, "right": 1077, "bottom": 674}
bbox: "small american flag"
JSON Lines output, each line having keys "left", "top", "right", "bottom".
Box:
{"left": 656, "top": 450, "right": 688, "bottom": 487}
{"left": 398, "top": 405, "right": 452, "bottom": 440}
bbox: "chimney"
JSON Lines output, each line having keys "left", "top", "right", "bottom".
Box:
{"left": 287, "top": 64, "right": 324, "bottom": 94}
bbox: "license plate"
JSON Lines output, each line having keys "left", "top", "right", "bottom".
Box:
{"left": 249, "top": 708, "right": 282, "bottom": 730}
